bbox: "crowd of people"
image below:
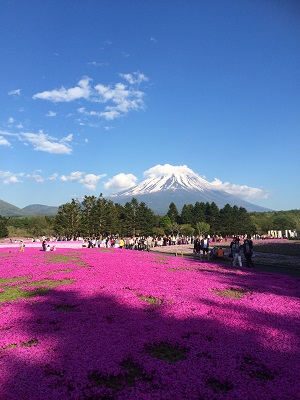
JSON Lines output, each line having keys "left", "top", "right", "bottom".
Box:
{"left": 16, "top": 233, "right": 255, "bottom": 268}
{"left": 81, "top": 235, "right": 192, "bottom": 251}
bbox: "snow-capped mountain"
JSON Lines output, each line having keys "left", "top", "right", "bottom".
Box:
{"left": 108, "top": 171, "right": 271, "bottom": 215}
{"left": 113, "top": 172, "right": 211, "bottom": 196}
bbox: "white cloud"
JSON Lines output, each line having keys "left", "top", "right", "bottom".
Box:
{"left": 8, "top": 117, "right": 14, "bottom": 124}
{"left": 60, "top": 171, "right": 106, "bottom": 190}
{"left": 46, "top": 111, "right": 57, "bottom": 117}
{"left": 144, "top": 164, "right": 196, "bottom": 179}
{"left": 119, "top": 72, "right": 149, "bottom": 85}
{"left": 33, "top": 73, "right": 148, "bottom": 121}
{"left": 8, "top": 89, "right": 21, "bottom": 96}
{"left": 104, "top": 173, "right": 138, "bottom": 192}
{"left": 93, "top": 82, "right": 145, "bottom": 120}
{"left": 0, "top": 171, "right": 24, "bottom": 184}
{"left": 209, "top": 178, "right": 270, "bottom": 200}
{"left": 33, "top": 77, "right": 91, "bottom": 102}
{"left": 21, "top": 132, "right": 73, "bottom": 154}
{"left": 31, "top": 172, "right": 58, "bottom": 183}
{"left": 0, "top": 136, "right": 11, "bottom": 146}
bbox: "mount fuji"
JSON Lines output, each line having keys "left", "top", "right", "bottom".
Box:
{"left": 108, "top": 170, "right": 271, "bottom": 215}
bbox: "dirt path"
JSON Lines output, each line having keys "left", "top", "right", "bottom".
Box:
{"left": 150, "top": 244, "right": 300, "bottom": 277}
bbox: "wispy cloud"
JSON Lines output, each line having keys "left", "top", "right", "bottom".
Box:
{"left": 46, "top": 111, "right": 57, "bottom": 117}
{"left": 8, "top": 89, "right": 21, "bottom": 96}
{"left": 0, "top": 169, "right": 105, "bottom": 191}
{"left": 93, "top": 81, "right": 145, "bottom": 120}
{"left": 31, "top": 172, "right": 58, "bottom": 183}
{"left": 88, "top": 61, "right": 108, "bottom": 67}
{"left": 104, "top": 173, "right": 138, "bottom": 192}
{"left": 119, "top": 72, "right": 148, "bottom": 85}
{"left": 0, "top": 171, "right": 25, "bottom": 184}
{"left": 33, "top": 77, "right": 91, "bottom": 102}
{"left": 60, "top": 171, "right": 106, "bottom": 190}
{"left": 33, "top": 73, "right": 148, "bottom": 121}
{"left": 21, "top": 131, "right": 73, "bottom": 154}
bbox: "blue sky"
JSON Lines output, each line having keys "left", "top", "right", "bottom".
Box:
{"left": 1, "top": 0, "right": 299, "bottom": 211}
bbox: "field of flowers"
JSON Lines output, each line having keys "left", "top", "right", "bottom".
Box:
{"left": 0, "top": 247, "right": 299, "bottom": 399}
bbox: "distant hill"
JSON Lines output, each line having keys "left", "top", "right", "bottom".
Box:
{"left": 0, "top": 199, "right": 30, "bottom": 217}
{"left": 0, "top": 200, "right": 58, "bottom": 217}
{"left": 22, "top": 204, "right": 59, "bottom": 216}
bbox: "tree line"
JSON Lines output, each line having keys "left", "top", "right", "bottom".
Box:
{"left": 0, "top": 195, "right": 299, "bottom": 239}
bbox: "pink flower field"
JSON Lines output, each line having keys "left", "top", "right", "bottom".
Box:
{"left": 0, "top": 247, "right": 299, "bottom": 399}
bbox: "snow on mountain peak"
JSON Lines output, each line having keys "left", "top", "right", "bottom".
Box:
{"left": 113, "top": 171, "right": 212, "bottom": 196}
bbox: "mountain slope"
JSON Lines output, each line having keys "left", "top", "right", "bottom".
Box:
{"left": 109, "top": 172, "right": 271, "bottom": 214}
{"left": 22, "top": 204, "right": 59, "bottom": 216}
{"left": 0, "top": 199, "right": 31, "bottom": 217}
{"left": 0, "top": 200, "right": 58, "bottom": 217}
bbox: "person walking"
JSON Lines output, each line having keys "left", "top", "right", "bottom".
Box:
{"left": 230, "top": 237, "right": 242, "bottom": 267}
{"left": 243, "top": 235, "right": 254, "bottom": 268}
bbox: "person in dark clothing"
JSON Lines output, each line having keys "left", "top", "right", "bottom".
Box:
{"left": 243, "top": 235, "right": 254, "bottom": 268}
{"left": 194, "top": 238, "right": 201, "bottom": 258}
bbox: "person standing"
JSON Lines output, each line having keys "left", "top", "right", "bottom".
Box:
{"left": 230, "top": 237, "right": 242, "bottom": 267}
{"left": 193, "top": 238, "right": 201, "bottom": 259}
{"left": 201, "top": 235, "right": 210, "bottom": 261}
{"left": 243, "top": 235, "right": 254, "bottom": 268}
{"left": 19, "top": 241, "right": 25, "bottom": 252}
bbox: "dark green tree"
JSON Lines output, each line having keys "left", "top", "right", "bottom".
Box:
{"left": 135, "top": 202, "right": 156, "bottom": 236}
{"left": 218, "top": 204, "right": 235, "bottom": 236}
{"left": 180, "top": 204, "right": 194, "bottom": 225}
{"left": 167, "top": 202, "right": 180, "bottom": 223}
{"left": 80, "top": 195, "right": 98, "bottom": 237}
{"left": 0, "top": 216, "right": 9, "bottom": 238}
{"left": 54, "top": 199, "right": 81, "bottom": 239}
{"left": 205, "top": 202, "right": 219, "bottom": 233}
{"left": 193, "top": 201, "right": 206, "bottom": 226}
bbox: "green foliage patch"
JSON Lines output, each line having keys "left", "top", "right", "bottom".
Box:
{"left": 145, "top": 341, "right": 188, "bottom": 363}
{"left": 207, "top": 377, "right": 234, "bottom": 394}
{"left": 211, "top": 287, "right": 248, "bottom": 299}
{"left": 88, "top": 358, "right": 150, "bottom": 391}
{"left": 137, "top": 294, "right": 163, "bottom": 306}
{"left": 0, "top": 278, "right": 74, "bottom": 302}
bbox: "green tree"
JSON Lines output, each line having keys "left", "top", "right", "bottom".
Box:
{"left": 180, "top": 223, "right": 194, "bottom": 237}
{"left": 135, "top": 202, "right": 156, "bottom": 236}
{"left": 0, "top": 216, "right": 9, "bottom": 238}
{"left": 80, "top": 195, "right": 98, "bottom": 237}
{"left": 152, "top": 227, "right": 165, "bottom": 237}
{"left": 193, "top": 202, "right": 206, "bottom": 226}
{"left": 159, "top": 215, "right": 172, "bottom": 230}
{"left": 205, "top": 202, "right": 219, "bottom": 233}
{"left": 180, "top": 204, "right": 194, "bottom": 225}
{"left": 218, "top": 204, "right": 234, "bottom": 236}
{"left": 195, "top": 221, "right": 210, "bottom": 236}
{"left": 54, "top": 199, "right": 81, "bottom": 239}
{"left": 272, "top": 215, "right": 295, "bottom": 231}
{"left": 167, "top": 202, "right": 179, "bottom": 223}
